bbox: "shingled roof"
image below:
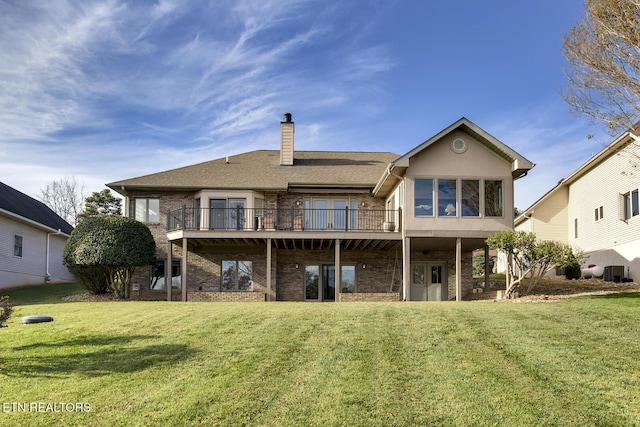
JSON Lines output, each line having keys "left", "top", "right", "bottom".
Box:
{"left": 0, "top": 182, "right": 73, "bottom": 235}
{"left": 108, "top": 150, "right": 400, "bottom": 195}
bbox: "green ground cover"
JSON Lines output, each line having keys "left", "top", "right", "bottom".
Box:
{"left": 2, "top": 284, "right": 640, "bottom": 426}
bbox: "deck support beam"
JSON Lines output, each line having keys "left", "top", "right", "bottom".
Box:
{"left": 335, "top": 239, "right": 341, "bottom": 302}
{"left": 266, "top": 238, "right": 272, "bottom": 301}
{"left": 181, "top": 237, "right": 188, "bottom": 302}
{"left": 166, "top": 240, "right": 173, "bottom": 302}
{"left": 455, "top": 237, "right": 462, "bottom": 301}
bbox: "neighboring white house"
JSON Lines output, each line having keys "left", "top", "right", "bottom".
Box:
{"left": 0, "top": 182, "right": 74, "bottom": 288}
{"left": 515, "top": 127, "right": 640, "bottom": 281}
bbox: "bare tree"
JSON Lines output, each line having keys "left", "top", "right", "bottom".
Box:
{"left": 562, "top": 0, "right": 640, "bottom": 135}
{"left": 39, "top": 176, "right": 86, "bottom": 226}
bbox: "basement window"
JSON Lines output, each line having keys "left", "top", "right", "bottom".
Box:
{"left": 150, "top": 260, "right": 181, "bottom": 290}
{"left": 222, "top": 260, "right": 253, "bottom": 291}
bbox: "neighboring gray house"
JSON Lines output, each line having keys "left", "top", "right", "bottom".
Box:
{"left": 516, "top": 126, "right": 640, "bottom": 281}
{"left": 108, "top": 115, "right": 534, "bottom": 302}
{"left": 0, "top": 182, "right": 74, "bottom": 288}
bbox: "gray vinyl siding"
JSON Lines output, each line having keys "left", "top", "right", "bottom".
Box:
{"left": 0, "top": 216, "right": 72, "bottom": 288}
{"left": 568, "top": 141, "right": 640, "bottom": 252}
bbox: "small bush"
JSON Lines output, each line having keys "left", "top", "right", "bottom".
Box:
{"left": 0, "top": 296, "right": 13, "bottom": 327}
{"left": 565, "top": 263, "right": 582, "bottom": 280}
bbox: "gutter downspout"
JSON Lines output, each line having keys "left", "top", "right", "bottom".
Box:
{"left": 46, "top": 229, "right": 62, "bottom": 282}
{"left": 387, "top": 165, "right": 410, "bottom": 300}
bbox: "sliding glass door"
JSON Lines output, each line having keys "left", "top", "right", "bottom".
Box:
{"left": 304, "top": 264, "right": 355, "bottom": 301}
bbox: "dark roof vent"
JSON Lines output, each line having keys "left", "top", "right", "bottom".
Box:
{"left": 282, "top": 112, "right": 292, "bottom": 123}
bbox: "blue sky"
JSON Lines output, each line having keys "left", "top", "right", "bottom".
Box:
{"left": 0, "top": 0, "right": 611, "bottom": 209}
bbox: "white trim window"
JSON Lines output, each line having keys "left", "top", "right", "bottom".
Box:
{"left": 135, "top": 198, "right": 160, "bottom": 223}
{"left": 13, "top": 235, "right": 23, "bottom": 257}
{"left": 595, "top": 206, "right": 604, "bottom": 222}
{"left": 621, "top": 189, "right": 639, "bottom": 221}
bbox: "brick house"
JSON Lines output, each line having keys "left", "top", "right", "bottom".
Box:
{"left": 107, "top": 115, "right": 534, "bottom": 302}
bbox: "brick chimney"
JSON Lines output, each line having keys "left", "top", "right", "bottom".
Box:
{"left": 280, "top": 112, "right": 294, "bottom": 166}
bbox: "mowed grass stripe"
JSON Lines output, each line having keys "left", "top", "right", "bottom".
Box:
{"left": 2, "top": 286, "right": 640, "bottom": 426}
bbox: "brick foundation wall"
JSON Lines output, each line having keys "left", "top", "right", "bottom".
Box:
{"left": 340, "top": 292, "right": 401, "bottom": 302}
{"left": 276, "top": 247, "right": 401, "bottom": 301}
{"left": 188, "top": 291, "right": 266, "bottom": 302}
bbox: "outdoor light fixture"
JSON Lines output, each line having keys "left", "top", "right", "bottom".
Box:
{"left": 362, "top": 264, "right": 366, "bottom": 269}
{"left": 295, "top": 263, "right": 299, "bottom": 269}
{"left": 295, "top": 200, "right": 301, "bottom": 206}
{"left": 361, "top": 201, "right": 366, "bottom": 207}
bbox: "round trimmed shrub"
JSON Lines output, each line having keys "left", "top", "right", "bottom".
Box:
{"left": 63, "top": 215, "right": 156, "bottom": 297}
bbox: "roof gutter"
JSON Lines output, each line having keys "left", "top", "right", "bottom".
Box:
{"left": 0, "top": 208, "right": 71, "bottom": 236}
{"left": 373, "top": 163, "right": 403, "bottom": 196}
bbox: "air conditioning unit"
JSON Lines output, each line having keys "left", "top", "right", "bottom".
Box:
{"left": 603, "top": 266, "right": 625, "bottom": 282}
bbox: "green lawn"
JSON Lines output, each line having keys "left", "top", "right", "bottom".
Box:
{"left": 2, "top": 284, "right": 640, "bottom": 426}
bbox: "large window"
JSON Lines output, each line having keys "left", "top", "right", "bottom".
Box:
{"left": 135, "top": 198, "right": 160, "bottom": 223}
{"left": 222, "top": 260, "right": 253, "bottom": 291}
{"left": 438, "top": 179, "right": 457, "bottom": 216}
{"left": 13, "top": 235, "right": 23, "bottom": 257}
{"left": 341, "top": 265, "right": 356, "bottom": 293}
{"left": 415, "top": 178, "right": 504, "bottom": 218}
{"left": 484, "top": 180, "right": 503, "bottom": 217}
{"left": 415, "top": 179, "right": 434, "bottom": 216}
{"left": 150, "top": 261, "right": 181, "bottom": 290}
{"left": 461, "top": 180, "right": 480, "bottom": 216}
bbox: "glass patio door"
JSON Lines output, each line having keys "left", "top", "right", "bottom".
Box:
{"left": 304, "top": 265, "right": 320, "bottom": 301}
{"left": 313, "top": 200, "right": 328, "bottom": 230}
{"left": 209, "top": 199, "right": 226, "bottom": 229}
{"left": 304, "top": 264, "right": 354, "bottom": 301}
{"left": 311, "top": 199, "right": 347, "bottom": 230}
{"left": 322, "top": 265, "right": 335, "bottom": 301}
{"left": 229, "top": 199, "right": 245, "bottom": 230}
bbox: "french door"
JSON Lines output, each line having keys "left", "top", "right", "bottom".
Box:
{"left": 209, "top": 199, "right": 226, "bottom": 229}
{"left": 310, "top": 199, "right": 351, "bottom": 230}
{"left": 410, "top": 263, "right": 447, "bottom": 301}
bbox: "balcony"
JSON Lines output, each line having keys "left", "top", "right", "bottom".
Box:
{"left": 167, "top": 207, "right": 400, "bottom": 233}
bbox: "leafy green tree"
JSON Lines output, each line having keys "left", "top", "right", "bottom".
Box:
{"left": 472, "top": 252, "right": 495, "bottom": 278}
{"left": 486, "top": 230, "right": 581, "bottom": 298}
{"left": 77, "top": 189, "right": 122, "bottom": 221}
{"left": 63, "top": 216, "right": 155, "bottom": 298}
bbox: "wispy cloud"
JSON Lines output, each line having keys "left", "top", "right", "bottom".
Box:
{"left": 0, "top": 0, "right": 394, "bottom": 197}
{"left": 486, "top": 105, "right": 611, "bottom": 209}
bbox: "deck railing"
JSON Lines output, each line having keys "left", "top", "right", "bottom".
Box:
{"left": 167, "top": 207, "right": 400, "bottom": 232}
